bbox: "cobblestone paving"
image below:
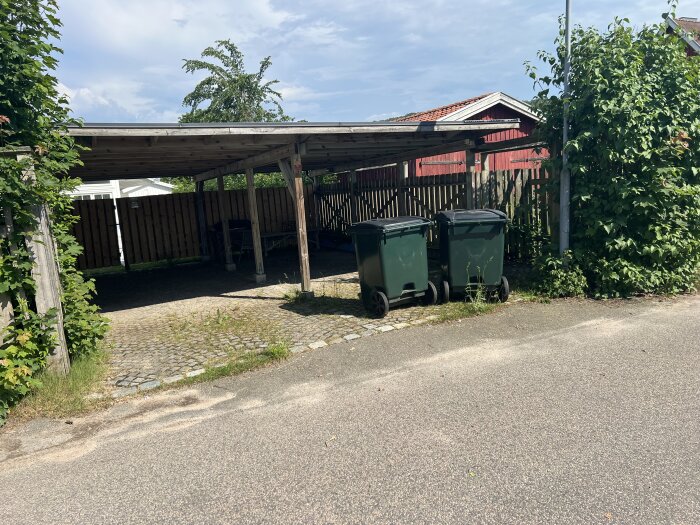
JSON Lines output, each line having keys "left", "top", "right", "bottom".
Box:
{"left": 98, "top": 252, "right": 444, "bottom": 392}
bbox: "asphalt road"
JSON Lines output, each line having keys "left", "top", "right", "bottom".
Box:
{"left": 1, "top": 295, "right": 699, "bottom": 524}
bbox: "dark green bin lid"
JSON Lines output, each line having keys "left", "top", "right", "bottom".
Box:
{"left": 435, "top": 209, "right": 507, "bottom": 225}
{"left": 349, "top": 216, "right": 432, "bottom": 234}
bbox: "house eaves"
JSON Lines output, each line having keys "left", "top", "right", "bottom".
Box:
{"left": 666, "top": 16, "right": 700, "bottom": 55}
{"left": 437, "top": 92, "right": 540, "bottom": 122}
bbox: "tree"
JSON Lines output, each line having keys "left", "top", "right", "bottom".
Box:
{"left": 180, "top": 39, "right": 290, "bottom": 123}
{"left": 528, "top": 9, "right": 700, "bottom": 297}
{"left": 167, "top": 40, "right": 292, "bottom": 192}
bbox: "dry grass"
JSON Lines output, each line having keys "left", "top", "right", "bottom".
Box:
{"left": 11, "top": 350, "right": 111, "bottom": 421}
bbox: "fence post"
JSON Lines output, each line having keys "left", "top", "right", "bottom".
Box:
{"left": 195, "top": 181, "right": 210, "bottom": 262}
{"left": 19, "top": 154, "right": 70, "bottom": 375}
{"left": 217, "top": 175, "right": 235, "bottom": 271}
{"left": 349, "top": 170, "right": 359, "bottom": 224}
{"left": 480, "top": 153, "right": 490, "bottom": 208}
{"left": 398, "top": 161, "right": 408, "bottom": 215}
{"left": 465, "top": 149, "right": 476, "bottom": 209}
{"left": 245, "top": 168, "right": 266, "bottom": 283}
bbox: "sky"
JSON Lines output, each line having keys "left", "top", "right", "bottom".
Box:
{"left": 55, "top": 0, "right": 700, "bottom": 123}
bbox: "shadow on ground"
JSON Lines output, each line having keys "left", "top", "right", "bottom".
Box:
{"left": 93, "top": 249, "right": 358, "bottom": 313}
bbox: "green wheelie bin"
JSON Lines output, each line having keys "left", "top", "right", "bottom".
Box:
{"left": 435, "top": 209, "right": 509, "bottom": 303}
{"left": 349, "top": 217, "right": 437, "bottom": 317}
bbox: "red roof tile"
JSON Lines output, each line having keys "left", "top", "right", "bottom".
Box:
{"left": 393, "top": 93, "right": 493, "bottom": 122}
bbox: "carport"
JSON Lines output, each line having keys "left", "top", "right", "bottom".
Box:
{"left": 68, "top": 119, "right": 520, "bottom": 296}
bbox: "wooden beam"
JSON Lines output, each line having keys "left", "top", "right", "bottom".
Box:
{"left": 329, "top": 139, "right": 476, "bottom": 173}
{"left": 465, "top": 149, "right": 476, "bottom": 209}
{"left": 283, "top": 152, "right": 312, "bottom": 295}
{"left": 195, "top": 144, "right": 297, "bottom": 182}
{"left": 245, "top": 168, "right": 266, "bottom": 283}
{"left": 217, "top": 175, "right": 235, "bottom": 271}
{"left": 350, "top": 170, "right": 359, "bottom": 224}
{"left": 477, "top": 137, "right": 546, "bottom": 154}
{"left": 19, "top": 154, "right": 70, "bottom": 375}
{"left": 398, "top": 161, "right": 409, "bottom": 215}
{"left": 278, "top": 159, "right": 296, "bottom": 200}
{"left": 195, "top": 181, "right": 210, "bottom": 261}
{"left": 67, "top": 120, "right": 520, "bottom": 137}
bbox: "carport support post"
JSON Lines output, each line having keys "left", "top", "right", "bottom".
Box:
{"left": 481, "top": 153, "right": 490, "bottom": 208}
{"left": 195, "top": 181, "right": 210, "bottom": 262}
{"left": 398, "top": 161, "right": 408, "bottom": 216}
{"left": 245, "top": 168, "right": 266, "bottom": 283}
{"left": 217, "top": 175, "right": 236, "bottom": 272}
{"left": 349, "top": 170, "right": 359, "bottom": 224}
{"left": 288, "top": 150, "right": 313, "bottom": 296}
{"left": 465, "top": 149, "right": 476, "bottom": 209}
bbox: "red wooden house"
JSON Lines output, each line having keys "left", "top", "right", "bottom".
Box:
{"left": 392, "top": 91, "right": 545, "bottom": 176}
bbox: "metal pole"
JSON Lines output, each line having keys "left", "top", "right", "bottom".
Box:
{"left": 559, "top": 0, "right": 572, "bottom": 256}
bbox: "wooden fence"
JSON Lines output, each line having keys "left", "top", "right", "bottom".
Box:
{"left": 315, "top": 168, "right": 554, "bottom": 260}
{"left": 70, "top": 168, "right": 553, "bottom": 270}
{"left": 71, "top": 199, "right": 121, "bottom": 269}
{"left": 71, "top": 185, "right": 314, "bottom": 269}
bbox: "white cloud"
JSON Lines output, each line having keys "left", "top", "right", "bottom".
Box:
{"left": 54, "top": 0, "right": 700, "bottom": 123}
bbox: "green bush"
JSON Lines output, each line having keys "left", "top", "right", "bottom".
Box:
{"left": 534, "top": 252, "right": 588, "bottom": 298}
{"left": 528, "top": 8, "right": 700, "bottom": 297}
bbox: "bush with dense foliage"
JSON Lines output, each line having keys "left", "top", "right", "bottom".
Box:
{"left": 0, "top": 0, "right": 107, "bottom": 422}
{"left": 528, "top": 9, "right": 700, "bottom": 297}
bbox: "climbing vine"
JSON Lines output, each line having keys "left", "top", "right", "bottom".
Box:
{"left": 0, "top": 0, "right": 108, "bottom": 422}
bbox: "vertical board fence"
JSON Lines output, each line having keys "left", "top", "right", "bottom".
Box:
{"left": 70, "top": 169, "right": 552, "bottom": 270}
{"left": 71, "top": 186, "right": 315, "bottom": 270}
{"left": 315, "top": 168, "right": 553, "bottom": 260}
{"left": 71, "top": 198, "right": 121, "bottom": 269}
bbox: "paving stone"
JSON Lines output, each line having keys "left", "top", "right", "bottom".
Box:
{"left": 111, "top": 387, "right": 137, "bottom": 398}
{"left": 139, "top": 380, "right": 161, "bottom": 391}
{"left": 394, "top": 322, "right": 410, "bottom": 329}
{"left": 162, "top": 374, "right": 184, "bottom": 384}
{"left": 186, "top": 369, "right": 205, "bottom": 378}
{"left": 103, "top": 266, "right": 454, "bottom": 389}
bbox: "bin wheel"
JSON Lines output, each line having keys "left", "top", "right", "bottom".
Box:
{"left": 441, "top": 280, "right": 450, "bottom": 303}
{"left": 423, "top": 281, "right": 438, "bottom": 306}
{"left": 370, "top": 290, "right": 390, "bottom": 318}
{"left": 498, "top": 276, "right": 510, "bottom": 303}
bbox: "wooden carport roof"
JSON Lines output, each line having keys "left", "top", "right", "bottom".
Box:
{"left": 67, "top": 120, "right": 519, "bottom": 182}
{"left": 65, "top": 119, "right": 522, "bottom": 297}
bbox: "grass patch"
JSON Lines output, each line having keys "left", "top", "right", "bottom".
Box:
{"left": 437, "top": 298, "right": 496, "bottom": 322}
{"left": 176, "top": 342, "right": 291, "bottom": 386}
{"left": 160, "top": 308, "right": 279, "bottom": 347}
{"left": 11, "top": 350, "right": 110, "bottom": 421}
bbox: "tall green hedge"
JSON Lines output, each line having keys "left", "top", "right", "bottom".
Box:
{"left": 528, "top": 13, "right": 700, "bottom": 297}
{"left": 0, "top": 0, "right": 108, "bottom": 422}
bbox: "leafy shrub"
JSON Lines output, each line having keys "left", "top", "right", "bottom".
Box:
{"left": 0, "top": 303, "right": 56, "bottom": 421}
{"left": 528, "top": 8, "right": 700, "bottom": 297}
{"left": 534, "top": 252, "right": 588, "bottom": 298}
{"left": 0, "top": 0, "right": 108, "bottom": 423}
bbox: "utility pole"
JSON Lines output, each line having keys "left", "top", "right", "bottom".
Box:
{"left": 559, "top": 0, "right": 572, "bottom": 256}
